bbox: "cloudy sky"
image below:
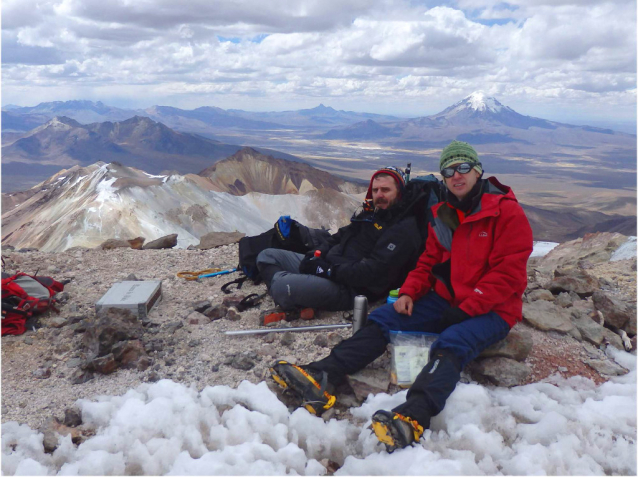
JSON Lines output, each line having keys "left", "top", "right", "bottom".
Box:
{"left": 1, "top": 0, "right": 636, "bottom": 123}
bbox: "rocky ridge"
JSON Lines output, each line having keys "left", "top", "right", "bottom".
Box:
{"left": 0, "top": 232, "right": 635, "bottom": 451}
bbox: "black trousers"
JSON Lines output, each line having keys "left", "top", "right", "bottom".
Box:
{"left": 307, "top": 322, "right": 461, "bottom": 428}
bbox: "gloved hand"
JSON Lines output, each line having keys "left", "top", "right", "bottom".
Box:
{"left": 440, "top": 307, "right": 470, "bottom": 330}
{"left": 299, "top": 256, "right": 332, "bottom": 279}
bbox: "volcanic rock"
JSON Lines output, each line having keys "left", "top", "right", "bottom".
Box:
{"left": 100, "top": 239, "right": 131, "bottom": 250}
{"left": 471, "top": 357, "right": 531, "bottom": 387}
{"left": 347, "top": 368, "right": 391, "bottom": 402}
{"left": 479, "top": 330, "right": 533, "bottom": 362}
{"left": 549, "top": 269, "right": 600, "bottom": 297}
{"left": 143, "top": 234, "right": 178, "bottom": 250}
{"left": 592, "top": 291, "right": 632, "bottom": 328}
{"left": 522, "top": 301, "right": 576, "bottom": 335}
{"left": 197, "top": 232, "right": 245, "bottom": 250}
{"left": 83, "top": 308, "right": 144, "bottom": 357}
{"left": 127, "top": 237, "right": 145, "bottom": 249}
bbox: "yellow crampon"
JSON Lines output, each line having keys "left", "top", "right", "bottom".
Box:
{"left": 371, "top": 411, "right": 424, "bottom": 451}
{"left": 269, "top": 360, "right": 336, "bottom": 415}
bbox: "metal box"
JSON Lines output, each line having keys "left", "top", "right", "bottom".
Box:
{"left": 95, "top": 281, "right": 162, "bottom": 319}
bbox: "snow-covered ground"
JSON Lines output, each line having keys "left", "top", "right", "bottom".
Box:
{"left": 2, "top": 348, "right": 635, "bottom": 475}
{"left": 530, "top": 241, "right": 559, "bottom": 258}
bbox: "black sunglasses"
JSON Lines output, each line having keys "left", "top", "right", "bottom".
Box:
{"left": 440, "top": 162, "right": 480, "bottom": 178}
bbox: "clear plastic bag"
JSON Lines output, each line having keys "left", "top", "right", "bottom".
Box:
{"left": 389, "top": 331, "right": 439, "bottom": 388}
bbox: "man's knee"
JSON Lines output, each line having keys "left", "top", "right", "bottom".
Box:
{"left": 256, "top": 248, "right": 280, "bottom": 268}
{"left": 269, "top": 273, "right": 296, "bottom": 309}
{"left": 432, "top": 315, "right": 509, "bottom": 369}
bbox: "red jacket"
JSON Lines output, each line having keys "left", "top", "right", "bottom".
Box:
{"left": 399, "top": 177, "right": 533, "bottom": 327}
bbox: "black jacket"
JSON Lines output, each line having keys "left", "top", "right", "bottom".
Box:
{"left": 323, "top": 205, "right": 422, "bottom": 301}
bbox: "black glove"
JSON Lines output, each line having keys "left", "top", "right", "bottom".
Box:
{"left": 440, "top": 307, "right": 470, "bottom": 330}
{"left": 299, "top": 256, "right": 332, "bottom": 279}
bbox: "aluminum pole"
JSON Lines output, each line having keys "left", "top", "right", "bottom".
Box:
{"left": 225, "top": 323, "right": 352, "bottom": 336}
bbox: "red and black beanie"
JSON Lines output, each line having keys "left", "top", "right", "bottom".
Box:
{"left": 365, "top": 166, "right": 407, "bottom": 200}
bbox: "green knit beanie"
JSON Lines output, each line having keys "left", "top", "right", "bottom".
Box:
{"left": 439, "top": 141, "right": 482, "bottom": 175}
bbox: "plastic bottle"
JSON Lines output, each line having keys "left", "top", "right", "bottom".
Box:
{"left": 386, "top": 289, "right": 400, "bottom": 304}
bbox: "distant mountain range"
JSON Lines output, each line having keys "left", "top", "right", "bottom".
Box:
{"left": 2, "top": 92, "right": 635, "bottom": 211}
{"left": 0, "top": 116, "right": 313, "bottom": 192}
{"left": 2, "top": 101, "right": 400, "bottom": 134}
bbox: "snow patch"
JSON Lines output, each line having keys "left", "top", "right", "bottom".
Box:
{"left": 531, "top": 241, "right": 560, "bottom": 257}
{"left": 465, "top": 91, "right": 503, "bottom": 112}
{"left": 143, "top": 172, "right": 168, "bottom": 180}
{"left": 94, "top": 178, "right": 119, "bottom": 204}
{"left": 611, "top": 236, "right": 637, "bottom": 261}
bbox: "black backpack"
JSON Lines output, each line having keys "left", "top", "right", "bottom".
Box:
{"left": 237, "top": 216, "right": 330, "bottom": 283}
{"left": 400, "top": 174, "right": 445, "bottom": 250}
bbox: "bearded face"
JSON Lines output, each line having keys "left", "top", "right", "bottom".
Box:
{"left": 371, "top": 176, "right": 399, "bottom": 210}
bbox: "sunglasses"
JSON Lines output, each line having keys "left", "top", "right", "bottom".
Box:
{"left": 440, "top": 162, "right": 480, "bottom": 178}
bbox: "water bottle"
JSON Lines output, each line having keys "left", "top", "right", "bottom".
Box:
{"left": 387, "top": 289, "right": 400, "bottom": 304}
{"left": 352, "top": 295, "right": 368, "bottom": 334}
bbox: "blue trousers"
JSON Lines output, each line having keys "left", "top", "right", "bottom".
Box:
{"left": 369, "top": 291, "right": 510, "bottom": 369}
{"left": 310, "top": 291, "right": 510, "bottom": 426}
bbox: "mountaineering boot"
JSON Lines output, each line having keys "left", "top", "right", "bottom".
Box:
{"left": 259, "top": 307, "right": 314, "bottom": 325}
{"left": 269, "top": 360, "right": 336, "bottom": 415}
{"left": 371, "top": 410, "right": 424, "bottom": 452}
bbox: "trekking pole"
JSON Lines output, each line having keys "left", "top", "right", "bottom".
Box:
{"left": 405, "top": 163, "right": 412, "bottom": 183}
{"left": 225, "top": 323, "right": 352, "bottom": 336}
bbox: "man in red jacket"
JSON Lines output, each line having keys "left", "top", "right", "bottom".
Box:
{"left": 270, "top": 140, "right": 533, "bottom": 451}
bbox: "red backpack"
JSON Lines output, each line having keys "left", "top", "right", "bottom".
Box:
{"left": 1, "top": 272, "right": 65, "bottom": 336}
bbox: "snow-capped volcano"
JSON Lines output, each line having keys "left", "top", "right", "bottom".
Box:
{"left": 457, "top": 91, "right": 504, "bottom": 113}
{"left": 427, "top": 91, "right": 555, "bottom": 129}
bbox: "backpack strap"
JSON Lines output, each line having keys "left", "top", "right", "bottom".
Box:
{"left": 236, "top": 293, "right": 268, "bottom": 312}
{"left": 221, "top": 276, "right": 249, "bottom": 294}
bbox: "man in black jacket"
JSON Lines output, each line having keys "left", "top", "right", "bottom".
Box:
{"left": 256, "top": 167, "right": 422, "bottom": 321}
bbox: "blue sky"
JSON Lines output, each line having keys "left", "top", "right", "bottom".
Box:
{"left": 1, "top": 0, "right": 636, "bottom": 124}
